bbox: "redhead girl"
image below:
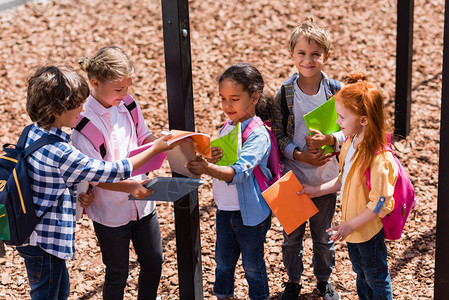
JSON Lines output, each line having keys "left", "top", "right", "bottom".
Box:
{"left": 303, "top": 73, "right": 397, "bottom": 300}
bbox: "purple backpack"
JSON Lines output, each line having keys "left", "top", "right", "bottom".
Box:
{"left": 365, "top": 134, "right": 416, "bottom": 240}
{"left": 241, "top": 117, "right": 282, "bottom": 192}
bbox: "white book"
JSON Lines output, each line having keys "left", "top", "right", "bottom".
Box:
{"left": 166, "top": 141, "right": 199, "bottom": 178}
{"left": 76, "top": 181, "right": 89, "bottom": 221}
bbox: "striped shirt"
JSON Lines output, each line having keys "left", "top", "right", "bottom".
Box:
{"left": 19, "top": 124, "right": 132, "bottom": 259}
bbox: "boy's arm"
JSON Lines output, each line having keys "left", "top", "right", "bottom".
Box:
{"left": 272, "top": 88, "right": 296, "bottom": 159}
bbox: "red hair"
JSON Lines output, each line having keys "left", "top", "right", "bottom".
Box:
{"left": 335, "top": 73, "right": 390, "bottom": 172}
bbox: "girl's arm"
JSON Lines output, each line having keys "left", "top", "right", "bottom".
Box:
{"left": 326, "top": 209, "right": 378, "bottom": 242}
{"left": 142, "top": 134, "right": 156, "bottom": 144}
{"left": 129, "top": 135, "right": 180, "bottom": 170}
{"left": 187, "top": 156, "right": 235, "bottom": 182}
{"left": 302, "top": 177, "right": 341, "bottom": 198}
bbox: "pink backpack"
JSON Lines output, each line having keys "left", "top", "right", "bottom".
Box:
{"left": 365, "top": 134, "right": 416, "bottom": 240}
{"left": 74, "top": 95, "right": 139, "bottom": 158}
{"left": 240, "top": 117, "right": 282, "bottom": 192}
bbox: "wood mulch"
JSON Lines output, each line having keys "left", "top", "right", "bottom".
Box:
{"left": 0, "top": 0, "right": 441, "bottom": 298}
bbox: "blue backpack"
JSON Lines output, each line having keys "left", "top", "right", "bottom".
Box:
{"left": 0, "top": 124, "right": 63, "bottom": 246}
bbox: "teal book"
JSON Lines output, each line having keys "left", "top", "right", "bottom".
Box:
{"left": 210, "top": 122, "right": 241, "bottom": 166}
{"left": 303, "top": 97, "right": 341, "bottom": 155}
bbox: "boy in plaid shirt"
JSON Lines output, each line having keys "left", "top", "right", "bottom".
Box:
{"left": 271, "top": 19, "right": 344, "bottom": 300}
{"left": 16, "top": 66, "right": 177, "bottom": 299}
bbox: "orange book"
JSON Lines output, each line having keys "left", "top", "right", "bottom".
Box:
{"left": 262, "top": 170, "right": 319, "bottom": 235}
{"left": 166, "top": 130, "right": 211, "bottom": 158}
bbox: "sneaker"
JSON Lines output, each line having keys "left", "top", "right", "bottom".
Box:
{"left": 317, "top": 282, "right": 341, "bottom": 300}
{"left": 280, "top": 281, "right": 301, "bottom": 300}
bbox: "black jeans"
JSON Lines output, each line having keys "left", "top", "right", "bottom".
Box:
{"left": 93, "top": 210, "right": 163, "bottom": 300}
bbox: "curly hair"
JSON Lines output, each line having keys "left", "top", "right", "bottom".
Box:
{"left": 218, "top": 62, "right": 273, "bottom": 122}
{"left": 26, "top": 66, "right": 89, "bottom": 130}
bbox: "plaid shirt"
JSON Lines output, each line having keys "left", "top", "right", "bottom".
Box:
{"left": 19, "top": 124, "right": 132, "bottom": 259}
{"left": 272, "top": 71, "right": 345, "bottom": 159}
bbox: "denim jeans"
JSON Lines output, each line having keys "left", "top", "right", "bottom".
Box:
{"left": 214, "top": 210, "right": 271, "bottom": 300}
{"left": 17, "top": 245, "right": 70, "bottom": 300}
{"left": 93, "top": 210, "right": 163, "bottom": 300}
{"left": 347, "top": 229, "right": 393, "bottom": 300}
{"left": 282, "top": 193, "right": 336, "bottom": 283}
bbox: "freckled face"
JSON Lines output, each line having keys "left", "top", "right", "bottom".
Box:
{"left": 219, "top": 79, "right": 258, "bottom": 124}
{"left": 91, "top": 77, "right": 133, "bottom": 108}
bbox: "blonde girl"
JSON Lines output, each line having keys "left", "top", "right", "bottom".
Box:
{"left": 303, "top": 73, "right": 396, "bottom": 300}
{"left": 72, "top": 46, "right": 163, "bottom": 300}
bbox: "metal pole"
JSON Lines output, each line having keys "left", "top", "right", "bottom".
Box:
{"left": 434, "top": 0, "right": 449, "bottom": 297}
{"left": 161, "top": 0, "right": 203, "bottom": 298}
{"left": 394, "top": 0, "right": 414, "bottom": 138}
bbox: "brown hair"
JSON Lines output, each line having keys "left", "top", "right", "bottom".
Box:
{"left": 289, "top": 18, "right": 331, "bottom": 54}
{"left": 78, "top": 46, "right": 134, "bottom": 82}
{"left": 26, "top": 66, "right": 89, "bottom": 130}
{"left": 335, "top": 73, "right": 390, "bottom": 172}
{"left": 218, "top": 62, "right": 273, "bottom": 122}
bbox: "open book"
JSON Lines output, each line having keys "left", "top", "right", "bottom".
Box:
{"left": 303, "top": 97, "right": 341, "bottom": 155}
{"left": 262, "top": 170, "right": 319, "bottom": 234}
{"left": 165, "top": 129, "right": 211, "bottom": 158}
{"left": 166, "top": 141, "right": 199, "bottom": 177}
{"left": 128, "top": 142, "right": 167, "bottom": 176}
{"left": 128, "top": 176, "right": 205, "bottom": 201}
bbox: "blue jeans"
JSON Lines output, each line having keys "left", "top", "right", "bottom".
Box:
{"left": 93, "top": 210, "right": 163, "bottom": 300}
{"left": 214, "top": 210, "right": 271, "bottom": 300}
{"left": 282, "top": 193, "right": 336, "bottom": 283}
{"left": 17, "top": 245, "right": 70, "bottom": 300}
{"left": 347, "top": 229, "right": 393, "bottom": 300}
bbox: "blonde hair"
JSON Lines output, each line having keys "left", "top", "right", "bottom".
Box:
{"left": 289, "top": 18, "right": 331, "bottom": 54}
{"left": 26, "top": 66, "right": 89, "bottom": 130}
{"left": 78, "top": 46, "right": 134, "bottom": 82}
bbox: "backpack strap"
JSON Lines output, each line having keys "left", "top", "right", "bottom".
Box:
{"left": 242, "top": 117, "right": 264, "bottom": 143}
{"left": 122, "top": 95, "right": 139, "bottom": 129}
{"left": 73, "top": 96, "right": 140, "bottom": 159}
{"left": 280, "top": 85, "right": 289, "bottom": 135}
{"left": 74, "top": 116, "right": 107, "bottom": 158}
{"left": 328, "top": 78, "right": 341, "bottom": 95}
{"left": 17, "top": 124, "right": 65, "bottom": 157}
{"left": 241, "top": 117, "right": 273, "bottom": 191}
{"left": 23, "top": 135, "right": 65, "bottom": 158}
{"left": 365, "top": 133, "right": 393, "bottom": 190}
{"left": 16, "top": 124, "right": 34, "bottom": 150}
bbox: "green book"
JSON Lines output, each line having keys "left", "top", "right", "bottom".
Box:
{"left": 210, "top": 122, "right": 241, "bottom": 166}
{"left": 303, "top": 97, "right": 341, "bottom": 155}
